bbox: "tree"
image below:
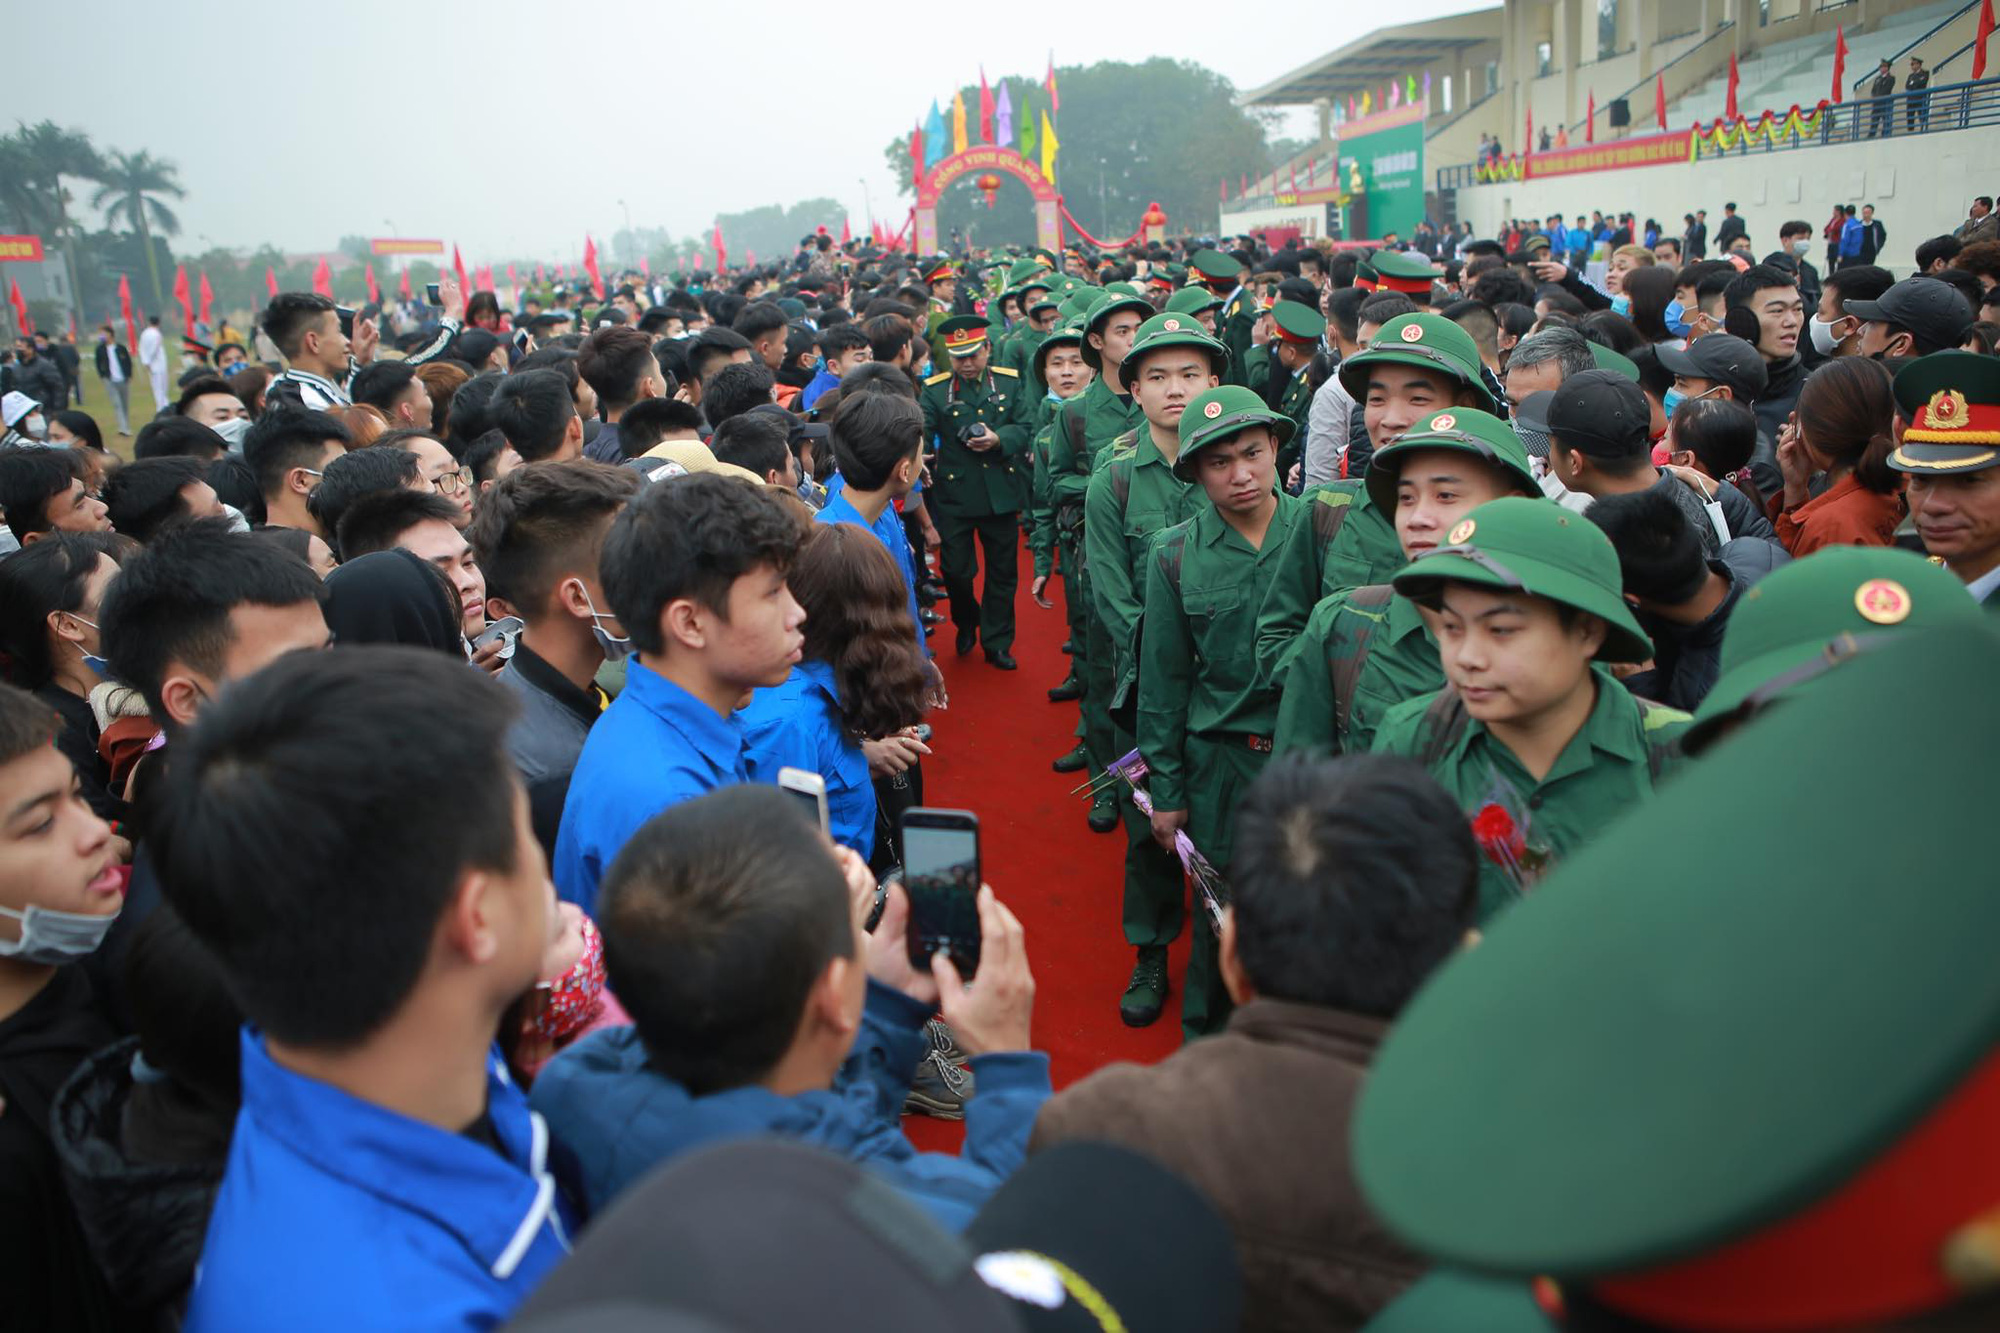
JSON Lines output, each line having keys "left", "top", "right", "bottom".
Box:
{"left": 8, "top": 121, "right": 104, "bottom": 325}
{"left": 882, "top": 59, "right": 1276, "bottom": 244}
{"left": 712, "top": 197, "right": 847, "bottom": 265}
{"left": 91, "top": 149, "right": 184, "bottom": 313}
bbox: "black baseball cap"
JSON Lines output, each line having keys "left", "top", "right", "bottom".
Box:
{"left": 1653, "top": 333, "right": 1769, "bottom": 402}
{"left": 1546, "top": 369, "right": 1650, "bottom": 459}
{"left": 1843, "top": 277, "right": 1977, "bottom": 354}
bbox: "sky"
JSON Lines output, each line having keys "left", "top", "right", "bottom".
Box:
{"left": 11, "top": 0, "right": 1490, "bottom": 265}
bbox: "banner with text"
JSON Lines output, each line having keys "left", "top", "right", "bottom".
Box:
{"left": 0, "top": 235, "right": 47, "bottom": 262}
{"left": 1341, "top": 102, "right": 1426, "bottom": 240}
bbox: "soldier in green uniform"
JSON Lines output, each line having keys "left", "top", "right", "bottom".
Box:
{"left": 1000, "top": 278, "right": 1058, "bottom": 381}
{"left": 1370, "top": 496, "right": 1689, "bottom": 920}
{"left": 1238, "top": 292, "right": 1275, "bottom": 403}
{"left": 1164, "top": 283, "right": 1224, "bottom": 335}
{"left": 1028, "top": 317, "right": 1096, "bottom": 713}
{"left": 1051, "top": 291, "right": 1152, "bottom": 830}
{"left": 920, "top": 256, "right": 958, "bottom": 365}
{"left": 1357, "top": 618, "right": 2000, "bottom": 1333}
{"left": 1083, "top": 310, "right": 1228, "bottom": 1026}
{"left": 1189, "top": 249, "right": 1250, "bottom": 386}
{"left": 1267, "top": 299, "right": 1326, "bottom": 477}
{"left": 917, "top": 314, "right": 1037, "bottom": 669}
{"left": 1252, "top": 312, "right": 1499, "bottom": 688}
{"left": 1889, "top": 350, "right": 2000, "bottom": 612}
{"left": 1138, "top": 384, "right": 1304, "bottom": 1041}
{"left": 1274, "top": 408, "right": 1542, "bottom": 759}
{"left": 1366, "top": 250, "right": 1444, "bottom": 309}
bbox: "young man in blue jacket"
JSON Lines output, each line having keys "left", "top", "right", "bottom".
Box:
{"left": 147, "top": 647, "right": 577, "bottom": 1331}
{"left": 554, "top": 473, "right": 807, "bottom": 914}
{"left": 532, "top": 784, "right": 1049, "bottom": 1231}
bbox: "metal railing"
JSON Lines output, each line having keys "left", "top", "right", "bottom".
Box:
{"left": 1436, "top": 75, "right": 2000, "bottom": 190}
{"left": 1930, "top": 33, "right": 1984, "bottom": 77}
{"left": 1568, "top": 19, "right": 1737, "bottom": 134}
{"left": 1851, "top": 0, "right": 1979, "bottom": 91}
{"left": 1426, "top": 89, "right": 1499, "bottom": 140}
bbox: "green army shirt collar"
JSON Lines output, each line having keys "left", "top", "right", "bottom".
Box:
{"left": 1195, "top": 488, "right": 1297, "bottom": 558}
{"left": 1085, "top": 375, "right": 1131, "bottom": 411}
{"left": 1133, "top": 426, "right": 1177, "bottom": 476}
{"left": 1388, "top": 590, "right": 1432, "bottom": 645}
{"left": 1444, "top": 665, "right": 1646, "bottom": 785}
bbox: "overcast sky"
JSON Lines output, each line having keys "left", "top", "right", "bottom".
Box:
{"left": 13, "top": 0, "right": 1487, "bottom": 264}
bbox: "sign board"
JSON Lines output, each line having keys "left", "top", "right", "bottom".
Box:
{"left": 370, "top": 238, "right": 445, "bottom": 256}
{"left": 1529, "top": 131, "right": 1687, "bottom": 179}
{"left": 1339, "top": 101, "right": 1427, "bottom": 240}
{"left": 0, "top": 235, "right": 47, "bottom": 262}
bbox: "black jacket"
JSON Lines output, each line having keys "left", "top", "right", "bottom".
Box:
{"left": 93, "top": 342, "right": 132, "bottom": 380}
{"left": 1749, "top": 354, "right": 1807, "bottom": 498}
{"left": 1715, "top": 214, "right": 1747, "bottom": 250}
{"left": 12, "top": 353, "right": 65, "bottom": 408}
{"left": 1623, "top": 541, "right": 1787, "bottom": 710}
{"left": 52, "top": 1037, "right": 229, "bottom": 1321}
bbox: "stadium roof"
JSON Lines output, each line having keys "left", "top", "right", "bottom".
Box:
{"left": 1240, "top": 9, "right": 1504, "bottom": 107}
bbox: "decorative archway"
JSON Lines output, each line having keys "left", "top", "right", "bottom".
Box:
{"left": 916, "top": 146, "right": 1061, "bottom": 256}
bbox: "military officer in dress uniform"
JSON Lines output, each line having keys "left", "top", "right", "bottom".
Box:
{"left": 1268, "top": 299, "right": 1327, "bottom": 481}
{"left": 1889, "top": 351, "right": 2000, "bottom": 612}
{"left": 1367, "top": 250, "right": 1445, "bottom": 310}
{"left": 1359, "top": 617, "right": 2000, "bottom": 1332}
{"left": 918, "top": 315, "right": 1038, "bottom": 669}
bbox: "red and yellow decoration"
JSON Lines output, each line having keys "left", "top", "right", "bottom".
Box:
{"left": 1907, "top": 388, "right": 2000, "bottom": 444}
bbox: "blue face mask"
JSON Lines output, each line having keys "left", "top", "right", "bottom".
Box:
{"left": 1610, "top": 294, "right": 1631, "bottom": 317}
{"left": 1664, "top": 300, "right": 1690, "bottom": 337}
{"left": 1663, "top": 385, "right": 1717, "bottom": 419}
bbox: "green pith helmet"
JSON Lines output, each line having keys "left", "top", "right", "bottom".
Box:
{"left": 1118, "top": 311, "right": 1230, "bottom": 390}
{"left": 1338, "top": 313, "right": 1496, "bottom": 410}
{"left": 1165, "top": 285, "right": 1224, "bottom": 317}
{"left": 1175, "top": 384, "right": 1295, "bottom": 480}
{"left": 1079, "top": 291, "right": 1155, "bottom": 372}
{"left": 1686, "top": 544, "right": 1983, "bottom": 747}
{"left": 1354, "top": 619, "right": 2000, "bottom": 1333}
{"left": 1391, "top": 495, "right": 1652, "bottom": 662}
{"left": 1032, "top": 318, "right": 1089, "bottom": 381}
{"left": 1364, "top": 408, "right": 1542, "bottom": 513}
{"left": 1589, "top": 342, "right": 1641, "bottom": 382}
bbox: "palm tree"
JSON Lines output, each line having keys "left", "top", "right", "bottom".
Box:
{"left": 92, "top": 150, "right": 184, "bottom": 313}
{"left": 9, "top": 121, "right": 103, "bottom": 329}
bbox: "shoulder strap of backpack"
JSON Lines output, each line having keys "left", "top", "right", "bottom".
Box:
{"left": 1107, "top": 431, "right": 1139, "bottom": 509}
{"left": 1329, "top": 584, "right": 1395, "bottom": 746}
{"left": 1154, "top": 523, "right": 1191, "bottom": 591}
{"left": 1417, "top": 685, "right": 1472, "bottom": 768}
{"left": 1064, "top": 398, "right": 1085, "bottom": 461}
{"left": 1312, "top": 486, "right": 1356, "bottom": 550}
{"left": 1634, "top": 697, "right": 1690, "bottom": 782}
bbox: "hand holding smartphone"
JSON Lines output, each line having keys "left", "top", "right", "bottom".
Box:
{"left": 901, "top": 808, "right": 981, "bottom": 979}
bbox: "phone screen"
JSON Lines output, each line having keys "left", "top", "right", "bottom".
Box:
{"left": 783, "top": 784, "right": 827, "bottom": 835}
{"left": 903, "top": 816, "right": 980, "bottom": 977}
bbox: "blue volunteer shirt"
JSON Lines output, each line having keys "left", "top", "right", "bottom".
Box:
{"left": 817, "top": 495, "right": 924, "bottom": 653}
{"left": 554, "top": 659, "right": 749, "bottom": 914}
{"left": 738, "top": 657, "right": 877, "bottom": 858}
{"left": 186, "top": 1032, "right": 573, "bottom": 1332}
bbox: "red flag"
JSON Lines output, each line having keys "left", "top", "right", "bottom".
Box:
{"left": 118, "top": 275, "right": 136, "bottom": 354}
{"left": 173, "top": 265, "right": 193, "bottom": 329}
{"left": 1289, "top": 162, "right": 1298, "bottom": 195}
{"left": 1526, "top": 106, "right": 1534, "bottom": 157}
{"left": 1832, "top": 25, "right": 1849, "bottom": 103}
{"left": 1239, "top": 172, "right": 1248, "bottom": 198}
{"left": 364, "top": 263, "right": 380, "bottom": 304}
{"left": 198, "top": 270, "right": 214, "bottom": 326}
{"left": 311, "top": 258, "right": 333, "bottom": 299}
{"left": 1307, "top": 158, "right": 1316, "bottom": 188}
{"left": 1974, "top": 0, "right": 1994, "bottom": 80}
{"left": 534, "top": 263, "right": 545, "bottom": 286}
{"left": 582, "top": 234, "right": 603, "bottom": 298}
{"left": 1655, "top": 73, "right": 1669, "bottom": 129}
{"left": 638, "top": 258, "right": 650, "bottom": 277}
{"left": 910, "top": 124, "right": 924, "bottom": 180}
{"left": 265, "top": 266, "right": 279, "bottom": 299}
{"left": 713, "top": 223, "right": 726, "bottom": 271}
{"left": 7, "top": 280, "right": 29, "bottom": 338}
{"left": 452, "top": 245, "right": 469, "bottom": 301}
{"left": 399, "top": 267, "right": 412, "bottom": 300}
{"left": 484, "top": 266, "right": 497, "bottom": 293}
{"left": 747, "top": 249, "right": 756, "bottom": 268}
{"left": 1725, "top": 51, "right": 1740, "bottom": 121}
{"left": 508, "top": 263, "right": 520, "bottom": 292}
{"left": 978, "top": 67, "right": 995, "bottom": 144}
{"left": 1586, "top": 89, "right": 1596, "bottom": 143}
{"left": 1045, "top": 52, "right": 1059, "bottom": 114}
{"left": 841, "top": 215, "right": 851, "bottom": 245}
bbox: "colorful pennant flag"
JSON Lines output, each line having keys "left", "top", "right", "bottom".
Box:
{"left": 1832, "top": 25, "right": 1849, "bottom": 102}
{"left": 978, "top": 68, "right": 995, "bottom": 144}
{"left": 1046, "top": 52, "right": 1059, "bottom": 114}
{"left": 198, "top": 270, "right": 214, "bottom": 326}
{"left": 995, "top": 80, "right": 1014, "bottom": 151}
{"left": 1039, "top": 110, "right": 1058, "bottom": 187}
{"left": 952, "top": 91, "right": 969, "bottom": 155}
{"left": 311, "top": 258, "right": 333, "bottom": 299}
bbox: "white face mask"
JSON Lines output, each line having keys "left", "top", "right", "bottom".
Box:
{"left": 214, "top": 416, "right": 252, "bottom": 451}
{"left": 1791, "top": 239, "right": 1812, "bottom": 257}
{"left": 0, "top": 900, "right": 120, "bottom": 965}
{"left": 1808, "top": 314, "right": 1849, "bottom": 357}
{"left": 22, "top": 413, "right": 46, "bottom": 439}
{"left": 574, "top": 582, "right": 631, "bottom": 662}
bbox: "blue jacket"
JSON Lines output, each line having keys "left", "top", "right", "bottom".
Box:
{"left": 554, "top": 659, "right": 749, "bottom": 914}
{"left": 187, "top": 1033, "right": 574, "bottom": 1332}
{"left": 530, "top": 981, "right": 1050, "bottom": 1232}
{"left": 738, "top": 658, "right": 877, "bottom": 858}
{"left": 798, "top": 364, "right": 842, "bottom": 413}
{"left": 1839, "top": 216, "right": 1863, "bottom": 259}
{"left": 1567, "top": 227, "right": 1591, "bottom": 256}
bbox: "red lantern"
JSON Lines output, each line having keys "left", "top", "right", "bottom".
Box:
{"left": 975, "top": 172, "right": 1003, "bottom": 209}
{"left": 1141, "top": 201, "right": 1168, "bottom": 228}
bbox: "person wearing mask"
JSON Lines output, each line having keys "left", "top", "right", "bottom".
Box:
{"left": 1774, "top": 358, "right": 1906, "bottom": 554}
{"left": 1777, "top": 220, "right": 1822, "bottom": 316}
{"left": 1031, "top": 752, "right": 1470, "bottom": 1331}
{"left": 0, "top": 681, "right": 125, "bottom": 1331}
{"left": 554, "top": 475, "right": 806, "bottom": 915}
{"left": 146, "top": 647, "right": 576, "bottom": 1328}
{"left": 1845, "top": 277, "right": 1978, "bottom": 360}
{"left": 1807, "top": 263, "right": 1894, "bottom": 360}
{"left": 1586, "top": 486, "right": 1785, "bottom": 711}
{"left": 92, "top": 326, "right": 133, "bottom": 437}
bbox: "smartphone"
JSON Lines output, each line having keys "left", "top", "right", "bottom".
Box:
{"left": 901, "top": 807, "right": 981, "bottom": 977}
{"left": 425, "top": 282, "right": 442, "bottom": 306}
{"left": 469, "top": 615, "right": 524, "bottom": 660}
{"left": 777, "top": 767, "right": 830, "bottom": 837}
{"left": 336, "top": 305, "right": 356, "bottom": 339}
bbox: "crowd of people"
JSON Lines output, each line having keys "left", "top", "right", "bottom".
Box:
{"left": 0, "top": 186, "right": 1997, "bottom": 1332}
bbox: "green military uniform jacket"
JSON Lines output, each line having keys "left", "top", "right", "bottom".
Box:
{"left": 1047, "top": 377, "right": 1145, "bottom": 530}
{"left": 1084, "top": 428, "right": 1201, "bottom": 710}
{"left": 1272, "top": 585, "right": 1443, "bottom": 759}
{"left": 1005, "top": 327, "right": 1051, "bottom": 387}
{"left": 919, "top": 366, "right": 1038, "bottom": 518}
{"left": 1370, "top": 668, "right": 1692, "bottom": 920}
{"left": 1241, "top": 345, "right": 1272, "bottom": 401}
{"left": 1219, "top": 288, "right": 1256, "bottom": 387}
{"left": 1278, "top": 366, "right": 1313, "bottom": 438}
{"left": 1028, "top": 388, "right": 1080, "bottom": 579}
{"left": 1251, "top": 481, "right": 1406, "bottom": 689}
{"left": 1138, "top": 492, "right": 1305, "bottom": 812}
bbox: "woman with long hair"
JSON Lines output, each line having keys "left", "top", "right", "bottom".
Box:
{"left": 1775, "top": 357, "right": 1905, "bottom": 555}
{"left": 739, "top": 521, "right": 929, "bottom": 865}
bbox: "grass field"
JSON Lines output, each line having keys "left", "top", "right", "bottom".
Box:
{"left": 69, "top": 363, "right": 174, "bottom": 460}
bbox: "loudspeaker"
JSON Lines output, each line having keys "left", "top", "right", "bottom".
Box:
{"left": 1609, "top": 97, "right": 1631, "bottom": 128}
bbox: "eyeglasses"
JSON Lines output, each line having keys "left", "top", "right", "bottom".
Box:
{"left": 432, "top": 467, "right": 473, "bottom": 497}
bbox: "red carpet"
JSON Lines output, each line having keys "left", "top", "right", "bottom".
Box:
{"left": 903, "top": 536, "right": 1187, "bottom": 1152}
